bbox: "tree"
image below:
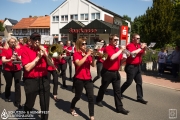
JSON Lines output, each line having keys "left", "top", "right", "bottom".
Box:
{"left": 0, "top": 22, "right": 5, "bottom": 32}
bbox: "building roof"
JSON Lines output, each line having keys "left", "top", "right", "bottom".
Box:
{"left": 12, "top": 17, "right": 37, "bottom": 29}
{"left": 0, "top": 20, "right": 4, "bottom": 23}
{"left": 29, "top": 16, "right": 50, "bottom": 28}
{"left": 84, "top": 19, "right": 119, "bottom": 34}
{"left": 5, "top": 25, "right": 13, "bottom": 33}
{"left": 12, "top": 16, "right": 50, "bottom": 29}
{"left": 86, "top": 0, "right": 123, "bottom": 19}
{"left": 50, "top": 0, "right": 123, "bottom": 19}
{"left": 4, "top": 18, "right": 18, "bottom": 25}
{"left": 60, "top": 20, "right": 85, "bottom": 33}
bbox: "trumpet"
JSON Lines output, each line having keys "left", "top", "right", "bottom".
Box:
{"left": 86, "top": 48, "right": 108, "bottom": 61}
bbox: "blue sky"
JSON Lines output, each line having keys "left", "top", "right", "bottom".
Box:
{"left": 0, "top": 0, "right": 152, "bottom": 21}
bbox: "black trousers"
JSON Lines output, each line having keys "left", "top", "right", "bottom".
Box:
{"left": 92, "top": 61, "right": 103, "bottom": 83}
{"left": 0, "top": 65, "right": 2, "bottom": 92}
{"left": 65, "top": 56, "right": 72, "bottom": 79}
{"left": 23, "top": 76, "right": 50, "bottom": 120}
{"left": 58, "top": 63, "right": 67, "bottom": 85}
{"left": 121, "top": 64, "right": 143, "bottom": 99}
{"left": 47, "top": 70, "right": 58, "bottom": 95}
{"left": 96, "top": 68, "right": 123, "bottom": 111}
{"left": 3, "top": 70, "right": 22, "bottom": 104}
{"left": 71, "top": 78, "right": 94, "bottom": 116}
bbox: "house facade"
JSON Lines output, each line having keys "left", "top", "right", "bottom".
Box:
{"left": 3, "top": 18, "right": 18, "bottom": 38}
{"left": 12, "top": 15, "right": 50, "bottom": 41}
{"left": 50, "top": 0, "right": 123, "bottom": 44}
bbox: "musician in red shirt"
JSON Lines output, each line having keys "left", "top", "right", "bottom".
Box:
{"left": 58, "top": 42, "right": 68, "bottom": 88}
{"left": 0, "top": 37, "right": 4, "bottom": 94}
{"left": 70, "top": 37, "right": 95, "bottom": 120}
{"left": 96, "top": 34, "right": 129, "bottom": 115}
{"left": 21, "top": 32, "right": 53, "bottom": 120}
{"left": 64, "top": 40, "right": 73, "bottom": 80}
{"left": 92, "top": 39, "right": 106, "bottom": 83}
{"left": 121, "top": 33, "right": 148, "bottom": 104}
{"left": 2, "top": 36, "right": 22, "bottom": 109}
{"left": 47, "top": 56, "right": 60, "bottom": 102}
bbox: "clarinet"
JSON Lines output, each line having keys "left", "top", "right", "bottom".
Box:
{"left": 12, "top": 46, "right": 17, "bottom": 70}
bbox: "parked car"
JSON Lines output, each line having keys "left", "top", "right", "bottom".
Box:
{"left": 164, "top": 54, "right": 172, "bottom": 73}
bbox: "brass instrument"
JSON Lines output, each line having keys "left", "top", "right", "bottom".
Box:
{"left": 123, "top": 42, "right": 156, "bottom": 58}
{"left": 38, "top": 43, "right": 61, "bottom": 75}
{"left": 86, "top": 48, "right": 108, "bottom": 61}
{"left": 48, "top": 44, "right": 64, "bottom": 58}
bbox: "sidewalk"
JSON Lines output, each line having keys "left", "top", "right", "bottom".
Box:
{"left": 90, "top": 66, "right": 180, "bottom": 91}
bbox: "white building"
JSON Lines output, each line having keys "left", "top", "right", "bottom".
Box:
{"left": 50, "top": 0, "right": 123, "bottom": 44}
{"left": 3, "top": 18, "right": 18, "bottom": 38}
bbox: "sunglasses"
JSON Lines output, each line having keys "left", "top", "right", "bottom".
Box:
{"left": 82, "top": 43, "right": 87, "bottom": 45}
{"left": 135, "top": 38, "right": 140, "bottom": 40}
{"left": 113, "top": 39, "right": 119, "bottom": 41}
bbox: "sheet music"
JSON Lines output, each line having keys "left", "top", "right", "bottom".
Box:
{"left": 41, "top": 35, "right": 53, "bottom": 45}
{"left": 94, "top": 42, "right": 104, "bottom": 49}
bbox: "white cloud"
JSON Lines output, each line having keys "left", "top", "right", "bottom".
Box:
{"left": 10, "top": 0, "right": 31, "bottom": 4}
{"left": 141, "top": 0, "right": 152, "bottom": 1}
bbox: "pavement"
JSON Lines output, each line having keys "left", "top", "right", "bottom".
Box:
{"left": 90, "top": 66, "right": 180, "bottom": 91}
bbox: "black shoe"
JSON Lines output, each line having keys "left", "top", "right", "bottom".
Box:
{"left": 116, "top": 108, "right": 129, "bottom": 115}
{"left": 63, "top": 84, "right": 68, "bottom": 88}
{"left": 121, "top": 94, "right": 124, "bottom": 99}
{"left": 5, "top": 98, "right": 11, "bottom": 102}
{"left": 53, "top": 97, "right": 60, "bottom": 102}
{"left": 96, "top": 101, "right": 103, "bottom": 107}
{"left": 14, "top": 103, "right": 22, "bottom": 109}
{"left": 137, "top": 99, "right": 148, "bottom": 104}
{"left": 72, "top": 88, "right": 75, "bottom": 93}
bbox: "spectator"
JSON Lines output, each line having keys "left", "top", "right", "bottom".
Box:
{"left": 158, "top": 48, "right": 167, "bottom": 75}
{"left": 171, "top": 46, "right": 180, "bottom": 78}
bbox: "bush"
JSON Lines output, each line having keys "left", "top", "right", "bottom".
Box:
{"left": 142, "top": 50, "right": 158, "bottom": 63}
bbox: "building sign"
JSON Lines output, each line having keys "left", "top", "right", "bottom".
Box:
{"left": 119, "top": 26, "right": 128, "bottom": 46}
{"left": 69, "top": 28, "right": 97, "bottom": 33}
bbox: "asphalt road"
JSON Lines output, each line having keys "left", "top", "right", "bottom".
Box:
{"left": 0, "top": 67, "right": 180, "bottom": 120}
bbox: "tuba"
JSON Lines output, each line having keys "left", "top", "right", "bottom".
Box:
{"left": 48, "top": 44, "right": 64, "bottom": 58}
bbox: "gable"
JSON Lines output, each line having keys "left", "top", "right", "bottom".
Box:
{"left": 79, "top": 0, "right": 89, "bottom": 13}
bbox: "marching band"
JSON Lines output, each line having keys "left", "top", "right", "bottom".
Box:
{"left": 0, "top": 32, "right": 148, "bottom": 120}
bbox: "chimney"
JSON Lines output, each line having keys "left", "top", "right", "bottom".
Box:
{"left": 29, "top": 15, "right": 32, "bottom": 18}
{"left": 45, "top": 15, "right": 49, "bottom": 16}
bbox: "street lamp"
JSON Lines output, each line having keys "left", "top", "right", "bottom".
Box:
{"left": 124, "top": 20, "right": 131, "bottom": 44}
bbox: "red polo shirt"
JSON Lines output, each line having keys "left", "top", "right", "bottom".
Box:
{"left": 2, "top": 47, "right": 22, "bottom": 71}
{"left": 0, "top": 47, "right": 3, "bottom": 65}
{"left": 47, "top": 58, "right": 59, "bottom": 71}
{"left": 64, "top": 45, "right": 72, "bottom": 56}
{"left": 103, "top": 45, "right": 122, "bottom": 71}
{"left": 21, "top": 46, "right": 47, "bottom": 78}
{"left": 73, "top": 51, "right": 92, "bottom": 80}
{"left": 126, "top": 43, "right": 145, "bottom": 65}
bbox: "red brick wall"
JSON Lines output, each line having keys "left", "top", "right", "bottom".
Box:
{"left": 104, "top": 14, "right": 113, "bottom": 24}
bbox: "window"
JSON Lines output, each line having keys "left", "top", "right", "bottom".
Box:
{"left": 53, "top": 16, "right": 55, "bottom": 21}
{"left": 91, "top": 13, "right": 95, "bottom": 20}
{"left": 22, "top": 29, "right": 27, "bottom": 33}
{"left": 65, "top": 15, "right": 68, "bottom": 21}
{"left": 56, "top": 16, "right": 59, "bottom": 21}
{"left": 91, "top": 13, "right": 100, "bottom": 20}
{"left": 61, "top": 16, "right": 64, "bottom": 21}
{"left": 52, "top": 16, "right": 59, "bottom": 22}
{"left": 70, "top": 14, "right": 78, "bottom": 20}
{"left": 80, "top": 13, "right": 88, "bottom": 20}
{"left": 61, "top": 15, "right": 68, "bottom": 21}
